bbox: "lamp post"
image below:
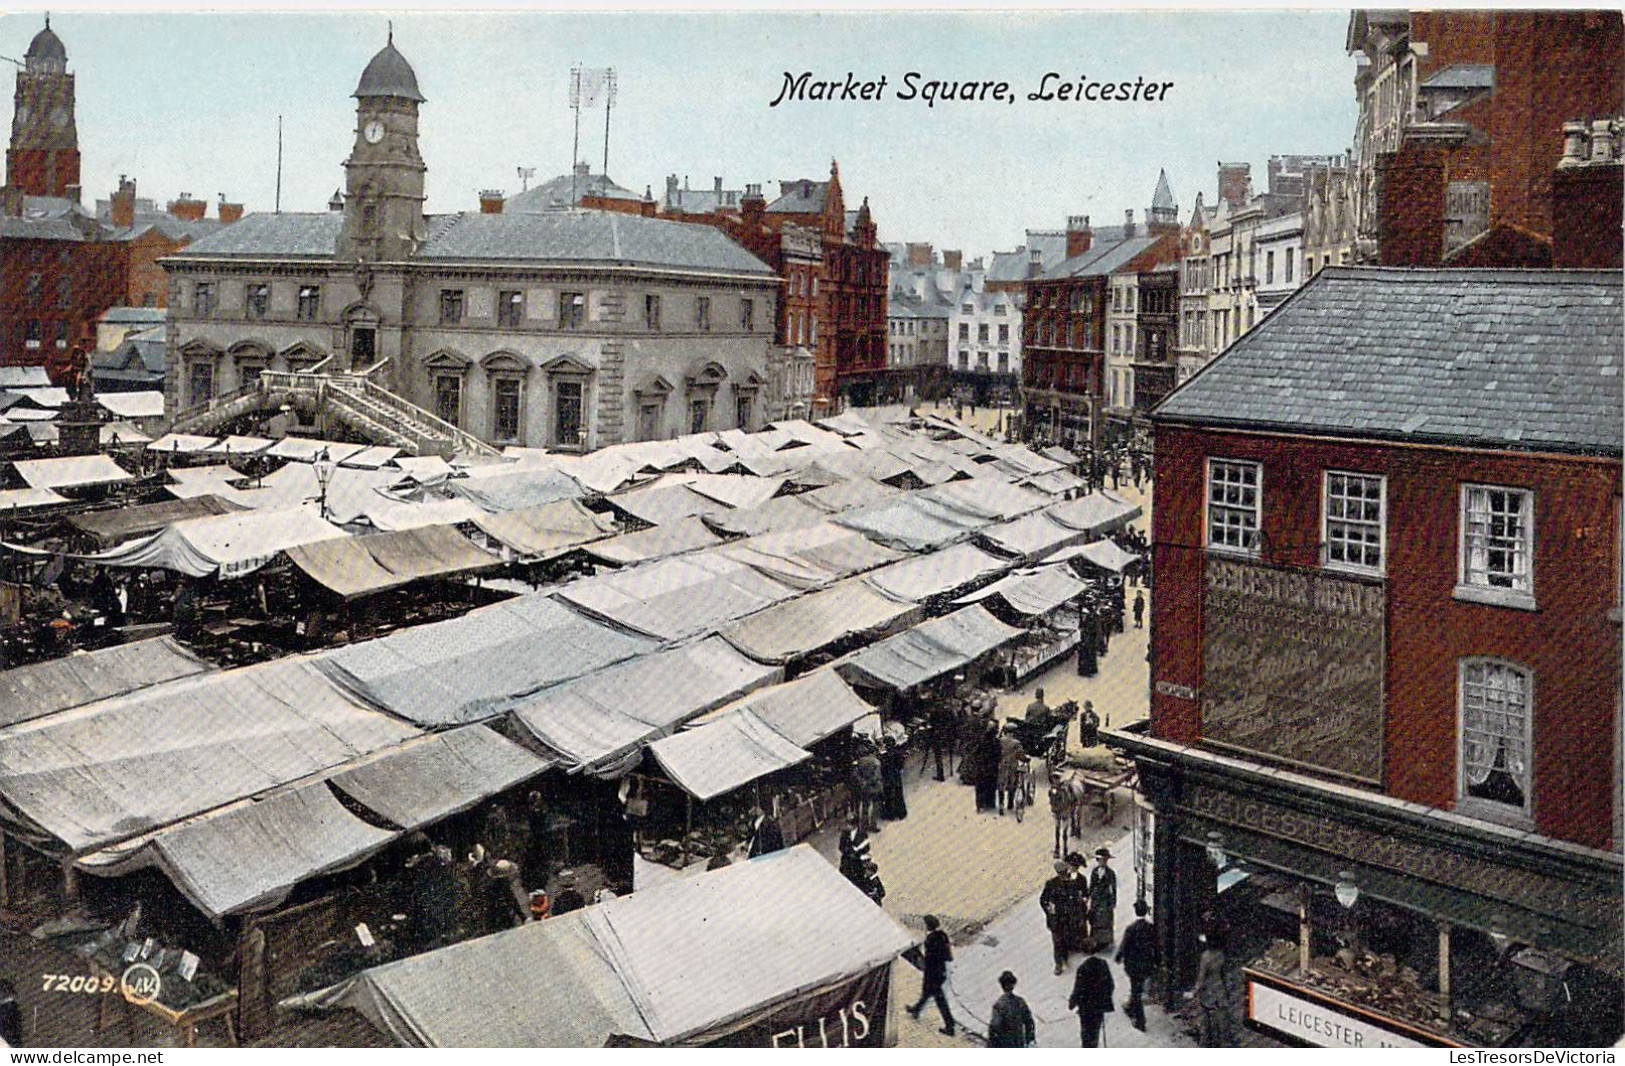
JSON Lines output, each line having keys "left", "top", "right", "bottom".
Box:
{"left": 1334, "top": 870, "right": 1360, "bottom": 910}
{"left": 313, "top": 446, "right": 335, "bottom": 521}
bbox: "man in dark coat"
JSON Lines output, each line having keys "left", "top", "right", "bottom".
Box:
{"left": 1068, "top": 954, "right": 1115, "bottom": 1047}
{"left": 905, "top": 915, "right": 956, "bottom": 1035}
{"left": 853, "top": 743, "right": 884, "bottom": 831}
{"left": 1079, "top": 701, "right": 1101, "bottom": 750}
{"left": 973, "top": 718, "right": 1002, "bottom": 813}
{"left": 986, "top": 971, "right": 1035, "bottom": 1048}
{"left": 480, "top": 859, "right": 529, "bottom": 933}
{"left": 838, "top": 815, "right": 872, "bottom": 885}
{"left": 1089, "top": 848, "right": 1118, "bottom": 946}
{"left": 1132, "top": 590, "right": 1145, "bottom": 628}
{"left": 747, "top": 806, "right": 786, "bottom": 858}
{"left": 550, "top": 869, "right": 586, "bottom": 916}
{"left": 924, "top": 699, "right": 956, "bottom": 780}
{"left": 1040, "top": 860, "right": 1086, "bottom": 975}
{"left": 1116, "top": 900, "right": 1158, "bottom": 1031}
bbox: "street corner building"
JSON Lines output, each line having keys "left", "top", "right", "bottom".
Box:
{"left": 160, "top": 38, "right": 785, "bottom": 455}
{"left": 1107, "top": 265, "right": 1624, "bottom": 1048}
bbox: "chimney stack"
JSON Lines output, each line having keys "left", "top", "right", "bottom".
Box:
{"left": 479, "top": 189, "right": 505, "bottom": 214}
{"left": 714, "top": 176, "right": 723, "bottom": 196}
{"left": 641, "top": 185, "right": 658, "bottom": 218}
{"left": 218, "top": 198, "right": 244, "bottom": 225}
{"left": 1552, "top": 116, "right": 1624, "bottom": 269}
{"left": 942, "top": 249, "right": 963, "bottom": 271}
{"left": 742, "top": 182, "right": 766, "bottom": 227}
{"left": 111, "top": 175, "right": 137, "bottom": 228}
{"left": 575, "top": 161, "right": 592, "bottom": 177}
{"left": 1124, "top": 209, "right": 1136, "bottom": 237}
{"left": 167, "top": 193, "right": 206, "bottom": 222}
{"left": 1066, "top": 214, "right": 1093, "bottom": 259}
{"left": 1218, "top": 161, "right": 1252, "bottom": 208}
{"left": 1026, "top": 246, "right": 1044, "bottom": 279}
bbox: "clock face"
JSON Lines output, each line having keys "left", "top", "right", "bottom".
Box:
{"left": 364, "top": 120, "right": 385, "bottom": 144}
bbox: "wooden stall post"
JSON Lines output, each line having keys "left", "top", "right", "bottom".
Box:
{"left": 1437, "top": 920, "right": 1452, "bottom": 1016}
{"left": 1297, "top": 884, "right": 1312, "bottom": 975}
{"left": 681, "top": 795, "right": 693, "bottom": 868}
{"left": 0, "top": 828, "right": 9, "bottom": 908}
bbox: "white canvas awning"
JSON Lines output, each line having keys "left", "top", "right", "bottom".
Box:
{"left": 719, "top": 578, "right": 920, "bottom": 665}
{"left": 287, "top": 526, "right": 499, "bottom": 599}
{"left": 606, "top": 483, "right": 721, "bottom": 527}
{"left": 682, "top": 474, "right": 787, "bottom": 511}
{"left": 471, "top": 499, "right": 616, "bottom": 559}
{"left": 647, "top": 712, "right": 810, "bottom": 802}
{"left": 341, "top": 445, "right": 403, "bottom": 470}
{"left": 584, "top": 515, "right": 720, "bottom": 565}
{"left": 202, "top": 435, "right": 274, "bottom": 456}
{"left": 328, "top": 725, "right": 552, "bottom": 832}
{"left": 716, "top": 521, "right": 904, "bottom": 590}
{"left": 87, "top": 506, "right": 347, "bottom": 578}
{"left": 13, "top": 455, "right": 133, "bottom": 490}
{"left": 97, "top": 391, "right": 166, "bottom": 420}
{"left": 702, "top": 494, "right": 826, "bottom": 537}
{"left": 0, "top": 486, "right": 71, "bottom": 512}
{"left": 266, "top": 438, "right": 370, "bottom": 464}
{"left": 0, "top": 638, "right": 211, "bottom": 730}
{"left": 836, "top": 604, "right": 1023, "bottom": 693}
{"left": 922, "top": 479, "right": 1049, "bottom": 522}
{"left": 1044, "top": 491, "right": 1143, "bottom": 536}
{"left": 689, "top": 666, "right": 874, "bottom": 749}
{"left": 147, "top": 433, "right": 221, "bottom": 454}
{"left": 361, "top": 497, "right": 486, "bottom": 533}
{"left": 952, "top": 564, "right": 1087, "bottom": 616}
{"left": 1046, "top": 538, "right": 1140, "bottom": 573}
{"left": 977, "top": 511, "right": 1090, "bottom": 561}
{"left": 554, "top": 553, "right": 799, "bottom": 643}
{"left": 1021, "top": 469, "right": 1087, "bottom": 497}
{"left": 508, "top": 637, "right": 781, "bottom": 774}
{"left": 862, "top": 541, "right": 1011, "bottom": 602}
{"left": 833, "top": 495, "right": 987, "bottom": 552}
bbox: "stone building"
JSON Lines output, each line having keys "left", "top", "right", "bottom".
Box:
{"left": 162, "top": 37, "right": 780, "bottom": 452}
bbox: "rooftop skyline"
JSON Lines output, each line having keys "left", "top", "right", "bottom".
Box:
{"left": 2, "top": 10, "right": 1357, "bottom": 257}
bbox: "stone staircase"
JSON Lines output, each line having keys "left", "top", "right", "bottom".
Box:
{"left": 169, "top": 366, "right": 500, "bottom": 458}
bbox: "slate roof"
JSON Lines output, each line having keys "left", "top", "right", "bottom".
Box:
{"left": 1152, "top": 169, "right": 1177, "bottom": 210}
{"left": 508, "top": 170, "right": 641, "bottom": 212}
{"left": 419, "top": 211, "right": 774, "bottom": 274}
{"left": 173, "top": 212, "right": 343, "bottom": 258}
{"left": 768, "top": 180, "right": 829, "bottom": 215}
{"left": 1421, "top": 63, "right": 1494, "bottom": 92}
{"left": 355, "top": 40, "right": 425, "bottom": 102}
{"left": 27, "top": 23, "right": 67, "bottom": 61}
{"left": 1154, "top": 267, "right": 1623, "bottom": 456}
{"left": 1045, "top": 235, "right": 1159, "bottom": 280}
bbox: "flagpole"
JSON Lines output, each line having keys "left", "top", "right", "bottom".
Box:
{"left": 569, "top": 63, "right": 582, "bottom": 206}
{"left": 602, "top": 69, "right": 616, "bottom": 178}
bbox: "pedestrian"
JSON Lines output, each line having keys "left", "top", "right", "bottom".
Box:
{"left": 879, "top": 735, "right": 909, "bottom": 821}
{"left": 905, "top": 915, "right": 956, "bottom": 1036}
{"left": 1024, "top": 686, "right": 1049, "bottom": 723}
{"left": 1069, "top": 953, "right": 1116, "bottom": 1047}
{"left": 973, "top": 718, "right": 1002, "bottom": 813}
{"left": 854, "top": 741, "right": 885, "bottom": 831}
{"left": 522, "top": 791, "right": 550, "bottom": 890}
{"left": 404, "top": 835, "right": 456, "bottom": 950}
{"left": 1040, "top": 860, "right": 1085, "bottom": 975}
{"left": 1065, "top": 853, "right": 1094, "bottom": 956}
{"left": 1089, "top": 848, "right": 1118, "bottom": 946}
{"left": 838, "top": 814, "right": 872, "bottom": 885}
{"left": 986, "top": 971, "right": 1036, "bottom": 1048}
{"left": 958, "top": 696, "right": 990, "bottom": 785}
{"left": 861, "top": 859, "right": 887, "bottom": 906}
{"left": 551, "top": 869, "right": 586, "bottom": 916}
{"left": 1191, "top": 927, "right": 1240, "bottom": 1048}
{"left": 480, "top": 859, "right": 529, "bottom": 932}
{"left": 1132, "top": 589, "right": 1145, "bottom": 628}
{"left": 1079, "top": 701, "right": 1101, "bottom": 749}
{"left": 747, "top": 804, "right": 785, "bottom": 858}
{"left": 997, "top": 724, "right": 1025, "bottom": 816}
{"left": 924, "top": 698, "right": 956, "bottom": 781}
{"left": 1116, "top": 900, "right": 1158, "bottom": 1032}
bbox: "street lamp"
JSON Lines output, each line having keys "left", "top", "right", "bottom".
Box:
{"left": 1204, "top": 831, "right": 1227, "bottom": 871}
{"left": 1334, "top": 870, "right": 1360, "bottom": 910}
{"left": 313, "top": 446, "right": 335, "bottom": 521}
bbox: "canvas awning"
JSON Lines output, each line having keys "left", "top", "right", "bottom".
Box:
{"left": 862, "top": 542, "right": 1010, "bottom": 602}
{"left": 953, "top": 564, "right": 1087, "bottom": 616}
{"left": 97, "top": 391, "right": 165, "bottom": 420}
{"left": 647, "top": 712, "right": 810, "bottom": 802}
{"left": 921, "top": 479, "right": 1049, "bottom": 522}
{"left": 341, "top": 445, "right": 403, "bottom": 470}
{"left": 146, "top": 433, "right": 220, "bottom": 454}
{"left": 361, "top": 497, "right": 486, "bottom": 533}
{"left": 689, "top": 666, "right": 874, "bottom": 749}
{"left": 554, "top": 552, "right": 799, "bottom": 643}
{"left": 328, "top": 725, "right": 552, "bottom": 831}
{"left": 101, "top": 422, "right": 153, "bottom": 447}
{"left": 471, "top": 499, "right": 616, "bottom": 559}
{"left": 584, "top": 515, "right": 721, "bottom": 565}
{"left": 313, "top": 595, "right": 656, "bottom": 728}
{"left": 718, "top": 578, "right": 920, "bottom": 664}
{"left": 0, "top": 638, "right": 211, "bottom": 730}
{"left": 977, "top": 511, "right": 1090, "bottom": 561}
{"left": 1040, "top": 445, "right": 1081, "bottom": 466}
{"left": 605, "top": 483, "right": 721, "bottom": 528}
{"left": 68, "top": 495, "right": 246, "bottom": 546}
{"left": 702, "top": 494, "right": 826, "bottom": 537}
{"left": 325, "top": 846, "right": 913, "bottom": 1047}
{"left": 447, "top": 466, "right": 586, "bottom": 512}
{"left": 1046, "top": 538, "right": 1140, "bottom": 572}
{"left": 833, "top": 495, "right": 988, "bottom": 552}
{"left": 716, "top": 521, "right": 904, "bottom": 590}
{"left": 682, "top": 475, "right": 787, "bottom": 511}
{"left": 13, "top": 455, "right": 133, "bottom": 490}
{"left": 266, "top": 438, "right": 370, "bottom": 464}
{"left": 0, "top": 486, "right": 70, "bottom": 512}
{"left": 1021, "top": 469, "right": 1087, "bottom": 497}
{"left": 836, "top": 604, "right": 1023, "bottom": 693}
{"left": 85, "top": 506, "right": 348, "bottom": 578}
{"left": 0, "top": 657, "right": 418, "bottom": 855}
{"left": 76, "top": 782, "right": 400, "bottom": 921}
{"left": 287, "top": 526, "right": 500, "bottom": 598}
{"left": 508, "top": 637, "right": 781, "bottom": 775}
{"left": 203, "top": 435, "right": 274, "bottom": 456}
{"left": 1044, "top": 491, "right": 1143, "bottom": 536}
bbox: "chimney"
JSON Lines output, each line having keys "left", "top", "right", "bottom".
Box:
{"left": 641, "top": 185, "right": 658, "bottom": 218}
{"left": 666, "top": 174, "right": 679, "bottom": 199}
{"left": 942, "top": 249, "right": 962, "bottom": 271}
{"left": 111, "top": 175, "right": 137, "bottom": 228}
{"left": 714, "top": 176, "right": 723, "bottom": 196}
{"left": 1124, "top": 209, "right": 1136, "bottom": 237}
{"left": 1066, "top": 214, "right": 1093, "bottom": 259}
{"left": 742, "top": 183, "right": 766, "bottom": 227}
{"left": 218, "top": 200, "right": 244, "bottom": 225}
{"left": 65, "top": 184, "right": 81, "bottom": 205}
{"left": 329, "top": 189, "right": 345, "bottom": 212}
{"left": 167, "top": 194, "right": 206, "bottom": 222}
{"left": 802, "top": 180, "right": 812, "bottom": 198}
{"left": 1218, "top": 161, "right": 1252, "bottom": 208}
{"left": 1553, "top": 117, "right": 1624, "bottom": 269}
{"left": 1026, "top": 246, "right": 1044, "bottom": 279}
{"left": 479, "top": 189, "right": 505, "bottom": 214}
{"left": 906, "top": 242, "right": 934, "bottom": 267}
{"left": 575, "top": 161, "right": 592, "bottom": 177}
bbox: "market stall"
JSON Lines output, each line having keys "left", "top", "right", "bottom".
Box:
{"left": 952, "top": 564, "right": 1087, "bottom": 681}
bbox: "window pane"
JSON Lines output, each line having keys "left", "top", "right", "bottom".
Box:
{"left": 1461, "top": 661, "right": 1530, "bottom": 810}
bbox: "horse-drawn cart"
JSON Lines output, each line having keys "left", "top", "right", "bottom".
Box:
{"left": 1047, "top": 754, "right": 1138, "bottom": 857}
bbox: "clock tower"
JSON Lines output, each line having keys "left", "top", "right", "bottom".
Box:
{"left": 7, "top": 17, "right": 81, "bottom": 201}
{"left": 338, "top": 31, "right": 427, "bottom": 263}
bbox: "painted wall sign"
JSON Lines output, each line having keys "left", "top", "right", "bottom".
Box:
{"left": 1247, "top": 972, "right": 1457, "bottom": 1049}
{"left": 1201, "top": 557, "right": 1385, "bottom": 782}
{"left": 1445, "top": 180, "right": 1491, "bottom": 254}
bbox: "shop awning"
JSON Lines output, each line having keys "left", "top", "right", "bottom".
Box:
{"left": 863, "top": 541, "right": 1011, "bottom": 602}
{"left": 470, "top": 498, "right": 616, "bottom": 559}
{"left": 85, "top": 506, "right": 348, "bottom": 578}
{"left": 953, "top": 564, "right": 1087, "bottom": 617}
{"left": 584, "top": 515, "right": 721, "bottom": 565}
{"left": 716, "top": 521, "right": 904, "bottom": 590}
{"left": 702, "top": 494, "right": 827, "bottom": 537}
{"left": 0, "top": 637, "right": 211, "bottom": 730}
{"left": 977, "top": 511, "right": 1090, "bottom": 561}
{"left": 68, "top": 495, "right": 247, "bottom": 546}
{"left": 13, "top": 455, "right": 133, "bottom": 490}
{"left": 554, "top": 553, "right": 800, "bottom": 643}
{"left": 1044, "top": 491, "right": 1142, "bottom": 536}
{"left": 361, "top": 497, "right": 487, "bottom": 533}
{"left": 314, "top": 595, "right": 656, "bottom": 728}
{"left": 690, "top": 666, "right": 874, "bottom": 749}
{"left": 648, "top": 712, "right": 810, "bottom": 802}
{"left": 836, "top": 604, "right": 1023, "bottom": 693}
{"left": 0, "top": 486, "right": 71, "bottom": 512}
{"left": 286, "top": 526, "right": 500, "bottom": 599}
{"left": 1045, "top": 538, "right": 1140, "bottom": 572}
{"left": 719, "top": 578, "right": 920, "bottom": 665}
{"left": 605, "top": 483, "right": 721, "bottom": 528}
{"left": 447, "top": 466, "right": 588, "bottom": 513}
{"left": 0, "top": 657, "right": 418, "bottom": 855}
{"left": 77, "top": 782, "right": 400, "bottom": 921}
{"left": 328, "top": 725, "right": 552, "bottom": 831}
{"left": 326, "top": 845, "right": 913, "bottom": 1047}
{"left": 508, "top": 637, "right": 781, "bottom": 775}
{"left": 146, "top": 433, "right": 219, "bottom": 454}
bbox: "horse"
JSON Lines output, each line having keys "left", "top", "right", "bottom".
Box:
{"left": 1048, "top": 768, "right": 1089, "bottom": 858}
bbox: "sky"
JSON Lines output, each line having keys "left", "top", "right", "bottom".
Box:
{"left": 1, "top": 9, "right": 1359, "bottom": 259}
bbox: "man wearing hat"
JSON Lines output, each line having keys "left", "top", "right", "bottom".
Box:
{"left": 1089, "top": 848, "right": 1118, "bottom": 947}
{"left": 551, "top": 869, "right": 586, "bottom": 916}
{"left": 1116, "top": 900, "right": 1159, "bottom": 1031}
{"left": 986, "top": 971, "right": 1036, "bottom": 1048}
{"left": 1040, "top": 860, "right": 1087, "bottom": 975}
{"left": 480, "top": 859, "right": 529, "bottom": 932}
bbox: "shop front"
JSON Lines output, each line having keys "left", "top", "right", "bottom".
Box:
{"left": 1109, "top": 731, "right": 1625, "bottom": 1048}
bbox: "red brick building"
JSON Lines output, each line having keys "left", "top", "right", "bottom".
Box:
{"left": 1111, "top": 267, "right": 1622, "bottom": 1047}
{"left": 1020, "top": 195, "right": 1181, "bottom": 450}
{"left": 1349, "top": 9, "right": 1623, "bottom": 268}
